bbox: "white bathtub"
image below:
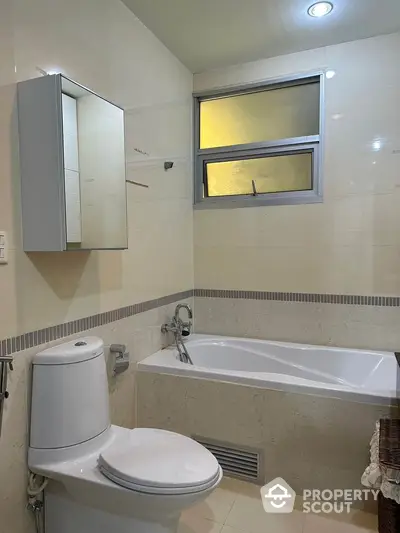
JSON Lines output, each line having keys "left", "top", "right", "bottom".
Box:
{"left": 139, "top": 334, "right": 399, "bottom": 404}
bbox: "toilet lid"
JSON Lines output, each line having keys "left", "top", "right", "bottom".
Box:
{"left": 98, "top": 428, "right": 221, "bottom": 495}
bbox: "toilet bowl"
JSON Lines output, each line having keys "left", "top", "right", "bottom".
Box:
{"left": 28, "top": 337, "right": 222, "bottom": 533}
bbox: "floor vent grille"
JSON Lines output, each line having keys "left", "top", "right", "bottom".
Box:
{"left": 194, "top": 437, "right": 262, "bottom": 483}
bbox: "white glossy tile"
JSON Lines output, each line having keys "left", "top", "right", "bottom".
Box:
{"left": 193, "top": 33, "right": 400, "bottom": 299}
{"left": 0, "top": 250, "right": 18, "bottom": 339}
{"left": 194, "top": 296, "right": 400, "bottom": 352}
{"left": 308, "top": 508, "right": 378, "bottom": 531}
{"left": 220, "top": 526, "right": 247, "bottom": 533}
{"left": 304, "top": 513, "right": 376, "bottom": 533}
{"left": 178, "top": 514, "right": 223, "bottom": 533}
{"left": 185, "top": 486, "right": 236, "bottom": 524}
{"left": 225, "top": 494, "right": 305, "bottom": 533}
{"left": 0, "top": 0, "right": 194, "bottom": 336}
{"left": 0, "top": 0, "right": 15, "bottom": 87}
{"left": 218, "top": 477, "right": 262, "bottom": 501}
{"left": 194, "top": 46, "right": 326, "bottom": 92}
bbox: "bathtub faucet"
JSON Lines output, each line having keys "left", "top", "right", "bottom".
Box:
{"left": 174, "top": 304, "right": 193, "bottom": 333}
{"left": 161, "top": 304, "right": 193, "bottom": 365}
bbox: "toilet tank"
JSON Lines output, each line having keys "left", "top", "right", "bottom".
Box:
{"left": 30, "top": 337, "right": 110, "bottom": 449}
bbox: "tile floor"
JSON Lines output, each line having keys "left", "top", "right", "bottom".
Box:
{"left": 178, "top": 477, "right": 378, "bottom": 533}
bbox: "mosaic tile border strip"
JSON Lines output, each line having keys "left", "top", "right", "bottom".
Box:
{"left": 0, "top": 290, "right": 194, "bottom": 357}
{"left": 195, "top": 289, "right": 400, "bottom": 307}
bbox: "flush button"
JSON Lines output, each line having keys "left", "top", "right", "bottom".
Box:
{"left": 74, "top": 341, "right": 87, "bottom": 347}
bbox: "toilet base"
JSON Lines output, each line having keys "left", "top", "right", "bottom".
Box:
{"left": 45, "top": 491, "right": 180, "bottom": 533}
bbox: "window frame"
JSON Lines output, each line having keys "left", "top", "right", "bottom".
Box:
{"left": 193, "top": 72, "right": 325, "bottom": 209}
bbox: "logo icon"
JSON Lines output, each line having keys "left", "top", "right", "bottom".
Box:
{"left": 260, "top": 478, "right": 296, "bottom": 513}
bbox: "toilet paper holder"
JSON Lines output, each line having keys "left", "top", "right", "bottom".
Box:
{"left": 110, "top": 344, "right": 130, "bottom": 376}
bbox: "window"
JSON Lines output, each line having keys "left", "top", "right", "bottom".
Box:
{"left": 194, "top": 74, "right": 323, "bottom": 208}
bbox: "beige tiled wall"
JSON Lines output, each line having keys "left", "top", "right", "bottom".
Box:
{"left": 194, "top": 297, "right": 400, "bottom": 351}
{"left": 194, "top": 33, "right": 400, "bottom": 296}
{"left": 0, "top": 1, "right": 193, "bottom": 532}
{"left": 0, "top": 296, "right": 193, "bottom": 533}
{"left": 0, "top": 0, "right": 194, "bottom": 341}
{"left": 137, "top": 370, "right": 396, "bottom": 511}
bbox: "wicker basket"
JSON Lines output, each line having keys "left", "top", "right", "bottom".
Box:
{"left": 378, "top": 419, "right": 400, "bottom": 533}
{"left": 378, "top": 493, "right": 400, "bottom": 533}
{"left": 379, "top": 419, "right": 400, "bottom": 470}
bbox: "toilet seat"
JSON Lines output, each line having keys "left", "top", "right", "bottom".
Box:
{"left": 98, "top": 428, "right": 221, "bottom": 495}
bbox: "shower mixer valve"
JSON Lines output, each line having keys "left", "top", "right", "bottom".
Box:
{"left": 161, "top": 304, "right": 193, "bottom": 365}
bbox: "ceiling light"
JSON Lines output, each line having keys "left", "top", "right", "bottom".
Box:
{"left": 308, "top": 2, "right": 334, "bottom": 18}
{"left": 325, "top": 70, "right": 336, "bottom": 79}
{"left": 372, "top": 140, "right": 382, "bottom": 152}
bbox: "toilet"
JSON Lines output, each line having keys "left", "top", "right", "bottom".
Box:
{"left": 28, "top": 337, "right": 222, "bottom": 533}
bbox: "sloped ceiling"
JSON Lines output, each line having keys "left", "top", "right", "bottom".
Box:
{"left": 122, "top": 0, "right": 400, "bottom": 72}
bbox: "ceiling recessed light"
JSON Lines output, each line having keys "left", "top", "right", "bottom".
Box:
{"left": 372, "top": 140, "right": 382, "bottom": 152}
{"left": 308, "top": 2, "right": 334, "bottom": 18}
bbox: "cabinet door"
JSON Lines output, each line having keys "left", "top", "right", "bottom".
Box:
{"left": 18, "top": 75, "right": 67, "bottom": 251}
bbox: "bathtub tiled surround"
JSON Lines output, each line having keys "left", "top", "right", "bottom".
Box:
{"left": 194, "top": 296, "right": 400, "bottom": 352}
{"left": 137, "top": 371, "right": 397, "bottom": 511}
{"left": 179, "top": 476, "right": 378, "bottom": 533}
{"left": 0, "top": 296, "right": 193, "bottom": 533}
{"left": 5, "top": 288, "right": 400, "bottom": 357}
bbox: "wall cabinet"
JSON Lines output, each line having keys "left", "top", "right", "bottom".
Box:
{"left": 17, "top": 74, "right": 128, "bottom": 251}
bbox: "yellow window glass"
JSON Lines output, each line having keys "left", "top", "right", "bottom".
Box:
{"left": 200, "top": 82, "right": 320, "bottom": 149}
{"left": 205, "top": 153, "right": 312, "bottom": 197}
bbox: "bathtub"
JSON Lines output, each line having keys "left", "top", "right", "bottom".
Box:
{"left": 138, "top": 334, "right": 399, "bottom": 404}
{"left": 138, "top": 334, "right": 399, "bottom": 496}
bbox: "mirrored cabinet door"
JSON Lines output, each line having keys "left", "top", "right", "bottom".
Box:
{"left": 17, "top": 74, "right": 128, "bottom": 252}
